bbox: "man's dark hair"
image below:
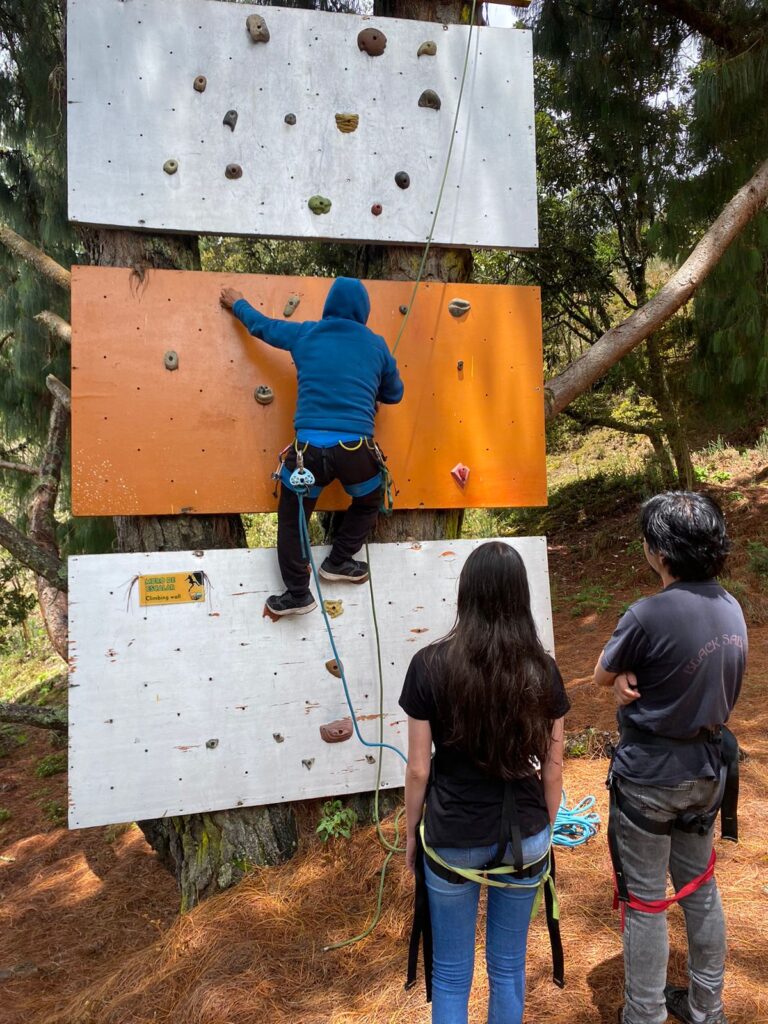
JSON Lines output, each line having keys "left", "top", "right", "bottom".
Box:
{"left": 641, "top": 491, "right": 731, "bottom": 581}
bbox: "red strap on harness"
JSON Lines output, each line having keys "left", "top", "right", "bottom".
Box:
{"left": 613, "top": 848, "right": 717, "bottom": 931}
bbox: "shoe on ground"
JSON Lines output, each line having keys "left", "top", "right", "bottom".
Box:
{"left": 319, "top": 557, "right": 369, "bottom": 584}
{"left": 265, "top": 591, "right": 317, "bottom": 617}
{"left": 665, "top": 985, "right": 728, "bottom": 1024}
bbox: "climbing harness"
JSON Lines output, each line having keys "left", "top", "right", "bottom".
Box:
{"left": 606, "top": 724, "right": 739, "bottom": 930}
{"left": 272, "top": 436, "right": 394, "bottom": 514}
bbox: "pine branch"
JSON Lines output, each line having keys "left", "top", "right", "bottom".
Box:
{"left": 649, "top": 0, "right": 754, "bottom": 54}
{"left": 563, "top": 407, "right": 663, "bottom": 444}
{"left": 0, "top": 514, "right": 66, "bottom": 591}
{"left": 45, "top": 374, "right": 71, "bottom": 411}
{"left": 0, "top": 700, "right": 67, "bottom": 734}
{"left": 0, "top": 223, "right": 71, "bottom": 292}
{"left": 0, "top": 459, "right": 39, "bottom": 476}
{"left": 545, "top": 156, "right": 768, "bottom": 418}
{"left": 34, "top": 310, "right": 71, "bottom": 345}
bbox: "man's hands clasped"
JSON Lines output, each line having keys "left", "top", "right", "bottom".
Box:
{"left": 614, "top": 671, "right": 640, "bottom": 706}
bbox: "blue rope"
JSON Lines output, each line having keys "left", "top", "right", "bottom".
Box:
{"left": 552, "top": 792, "right": 600, "bottom": 848}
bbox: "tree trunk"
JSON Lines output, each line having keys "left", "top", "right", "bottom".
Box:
{"left": 644, "top": 335, "right": 694, "bottom": 488}
{"left": 81, "top": 227, "right": 297, "bottom": 908}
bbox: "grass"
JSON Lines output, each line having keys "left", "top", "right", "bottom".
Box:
{"left": 0, "top": 724, "right": 28, "bottom": 758}
{"left": 0, "top": 808, "right": 11, "bottom": 824}
{"left": 746, "top": 541, "right": 768, "bottom": 578}
{"left": 569, "top": 584, "right": 613, "bottom": 617}
{"left": 0, "top": 611, "right": 64, "bottom": 706}
{"left": 35, "top": 753, "right": 67, "bottom": 778}
{"left": 40, "top": 799, "right": 67, "bottom": 828}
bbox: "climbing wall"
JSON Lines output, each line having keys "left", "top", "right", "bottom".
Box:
{"left": 70, "top": 268, "right": 547, "bottom": 514}
{"left": 68, "top": 538, "right": 554, "bottom": 829}
{"left": 66, "top": 0, "right": 537, "bottom": 249}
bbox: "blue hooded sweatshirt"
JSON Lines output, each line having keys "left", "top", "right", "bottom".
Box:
{"left": 233, "top": 278, "right": 404, "bottom": 438}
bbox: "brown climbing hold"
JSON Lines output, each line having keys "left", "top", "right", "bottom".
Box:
{"left": 448, "top": 298, "right": 471, "bottom": 317}
{"left": 193, "top": 75, "right": 207, "bottom": 92}
{"left": 223, "top": 109, "right": 238, "bottom": 131}
{"left": 325, "top": 659, "right": 343, "bottom": 678}
{"left": 357, "top": 27, "right": 387, "bottom": 56}
{"left": 283, "top": 295, "right": 301, "bottom": 317}
{"left": 371, "top": 203, "right": 382, "bottom": 216}
{"left": 164, "top": 350, "right": 179, "bottom": 371}
{"left": 417, "top": 40, "right": 437, "bottom": 57}
{"left": 335, "top": 112, "right": 359, "bottom": 134}
{"left": 163, "top": 159, "right": 179, "bottom": 175}
{"left": 284, "top": 113, "right": 296, "bottom": 125}
{"left": 395, "top": 171, "right": 410, "bottom": 190}
{"left": 254, "top": 385, "right": 274, "bottom": 405}
{"left": 225, "top": 163, "right": 243, "bottom": 180}
{"left": 418, "top": 89, "right": 441, "bottom": 111}
{"left": 246, "top": 13, "right": 270, "bottom": 43}
{"left": 320, "top": 718, "right": 354, "bottom": 744}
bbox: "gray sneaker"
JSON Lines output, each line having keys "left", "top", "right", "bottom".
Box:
{"left": 665, "top": 986, "right": 728, "bottom": 1024}
{"left": 319, "top": 557, "right": 369, "bottom": 584}
{"left": 264, "top": 591, "right": 317, "bottom": 617}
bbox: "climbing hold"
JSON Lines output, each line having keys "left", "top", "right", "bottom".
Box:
{"left": 357, "top": 27, "right": 387, "bottom": 56}
{"left": 225, "top": 163, "right": 243, "bottom": 179}
{"left": 365, "top": 754, "right": 376, "bottom": 764}
{"left": 193, "top": 75, "right": 207, "bottom": 92}
{"left": 273, "top": 732, "right": 284, "bottom": 743}
{"left": 302, "top": 758, "right": 315, "bottom": 771}
{"left": 323, "top": 599, "right": 343, "bottom": 618}
{"left": 448, "top": 298, "right": 471, "bottom": 317}
{"left": 395, "top": 171, "right": 410, "bottom": 190}
{"left": 206, "top": 738, "right": 219, "bottom": 750}
{"left": 283, "top": 295, "right": 301, "bottom": 317}
{"left": 451, "top": 463, "right": 470, "bottom": 488}
{"left": 163, "top": 159, "right": 179, "bottom": 175}
{"left": 335, "top": 112, "right": 359, "bottom": 134}
{"left": 246, "top": 13, "right": 270, "bottom": 43}
{"left": 164, "top": 350, "right": 179, "bottom": 372}
{"left": 418, "top": 89, "right": 441, "bottom": 111}
{"left": 457, "top": 359, "right": 464, "bottom": 371}
{"left": 371, "top": 203, "right": 383, "bottom": 216}
{"left": 284, "top": 113, "right": 296, "bottom": 125}
{"left": 325, "top": 659, "right": 343, "bottom": 678}
{"left": 254, "top": 385, "right": 274, "bottom": 405}
{"left": 417, "top": 40, "right": 437, "bottom": 57}
{"left": 223, "top": 109, "right": 238, "bottom": 131}
{"left": 320, "top": 718, "right": 354, "bottom": 744}
{"left": 308, "top": 195, "right": 332, "bottom": 215}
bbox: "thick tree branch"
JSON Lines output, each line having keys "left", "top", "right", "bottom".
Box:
{"left": 563, "top": 407, "right": 664, "bottom": 444}
{"left": 0, "top": 223, "right": 71, "bottom": 292}
{"left": 34, "top": 310, "right": 71, "bottom": 345}
{"left": 0, "top": 700, "right": 67, "bottom": 734}
{"left": 0, "top": 514, "right": 66, "bottom": 591}
{"left": 545, "top": 156, "right": 768, "bottom": 418}
{"left": 0, "top": 459, "right": 39, "bottom": 475}
{"left": 650, "top": 0, "right": 756, "bottom": 54}
{"left": 45, "top": 375, "right": 71, "bottom": 411}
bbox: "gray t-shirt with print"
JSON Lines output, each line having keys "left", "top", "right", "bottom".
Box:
{"left": 601, "top": 580, "right": 747, "bottom": 785}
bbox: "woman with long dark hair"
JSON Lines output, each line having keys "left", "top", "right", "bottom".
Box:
{"left": 400, "top": 541, "right": 569, "bottom": 1024}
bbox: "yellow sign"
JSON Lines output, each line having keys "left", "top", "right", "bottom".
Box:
{"left": 138, "top": 571, "right": 206, "bottom": 607}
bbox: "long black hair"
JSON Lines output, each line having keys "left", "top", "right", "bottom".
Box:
{"left": 430, "top": 541, "right": 558, "bottom": 780}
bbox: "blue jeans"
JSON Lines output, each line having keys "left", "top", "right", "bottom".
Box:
{"left": 424, "top": 825, "right": 551, "bottom": 1024}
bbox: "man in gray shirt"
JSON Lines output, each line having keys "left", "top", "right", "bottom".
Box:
{"left": 594, "top": 491, "right": 746, "bottom": 1024}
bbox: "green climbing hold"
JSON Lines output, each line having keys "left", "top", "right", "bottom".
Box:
{"left": 308, "top": 195, "right": 332, "bottom": 215}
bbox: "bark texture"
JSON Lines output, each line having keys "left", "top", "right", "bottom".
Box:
{"left": 45, "top": 375, "right": 71, "bottom": 411}
{"left": 34, "top": 310, "right": 71, "bottom": 346}
{"left": 0, "top": 514, "right": 66, "bottom": 591}
{"left": 0, "top": 700, "right": 68, "bottom": 733}
{"left": 0, "top": 222, "right": 71, "bottom": 291}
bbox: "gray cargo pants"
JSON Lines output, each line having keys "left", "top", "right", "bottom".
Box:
{"left": 614, "top": 777, "right": 726, "bottom": 1024}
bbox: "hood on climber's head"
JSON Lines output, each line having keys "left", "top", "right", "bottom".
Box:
{"left": 322, "top": 277, "right": 371, "bottom": 325}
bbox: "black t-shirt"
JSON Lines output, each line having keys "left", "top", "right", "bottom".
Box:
{"left": 398, "top": 642, "right": 570, "bottom": 848}
{"left": 602, "top": 580, "right": 747, "bottom": 786}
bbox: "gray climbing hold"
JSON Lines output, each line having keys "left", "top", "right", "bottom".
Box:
{"left": 399, "top": 304, "right": 408, "bottom": 315}
{"left": 417, "top": 41, "right": 437, "bottom": 57}
{"left": 357, "top": 27, "right": 387, "bottom": 56}
{"left": 335, "top": 112, "right": 359, "bottom": 134}
{"left": 225, "top": 163, "right": 243, "bottom": 179}
{"left": 273, "top": 732, "right": 284, "bottom": 743}
{"left": 164, "top": 350, "right": 179, "bottom": 371}
{"left": 284, "top": 113, "right": 296, "bottom": 125}
{"left": 302, "top": 758, "right": 315, "bottom": 771}
{"left": 254, "top": 385, "right": 274, "bottom": 405}
{"left": 418, "top": 89, "right": 441, "bottom": 111}
{"left": 395, "top": 171, "right": 410, "bottom": 189}
{"left": 193, "top": 75, "right": 207, "bottom": 92}
{"left": 448, "top": 298, "right": 471, "bottom": 318}
{"left": 223, "top": 109, "right": 238, "bottom": 131}
{"left": 163, "top": 159, "right": 179, "bottom": 175}
{"left": 206, "top": 738, "right": 219, "bottom": 750}
{"left": 283, "top": 295, "right": 301, "bottom": 317}
{"left": 308, "top": 195, "right": 332, "bottom": 215}
{"left": 246, "top": 13, "right": 270, "bottom": 43}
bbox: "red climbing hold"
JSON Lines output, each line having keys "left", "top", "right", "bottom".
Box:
{"left": 320, "top": 718, "right": 354, "bottom": 744}
{"left": 451, "top": 463, "right": 470, "bottom": 488}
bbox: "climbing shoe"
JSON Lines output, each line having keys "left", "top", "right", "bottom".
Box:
{"left": 264, "top": 591, "right": 317, "bottom": 617}
{"left": 319, "top": 557, "right": 369, "bottom": 584}
{"left": 665, "top": 985, "right": 728, "bottom": 1024}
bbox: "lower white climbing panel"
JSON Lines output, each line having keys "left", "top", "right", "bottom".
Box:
{"left": 68, "top": 538, "right": 553, "bottom": 828}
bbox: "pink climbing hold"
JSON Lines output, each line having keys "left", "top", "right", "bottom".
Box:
{"left": 451, "top": 463, "right": 470, "bottom": 488}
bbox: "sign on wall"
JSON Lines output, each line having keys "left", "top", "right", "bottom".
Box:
{"left": 70, "top": 268, "right": 548, "bottom": 515}
{"left": 67, "top": 0, "right": 537, "bottom": 249}
{"left": 68, "top": 538, "right": 554, "bottom": 829}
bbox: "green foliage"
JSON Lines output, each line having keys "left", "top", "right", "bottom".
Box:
{"left": 34, "top": 752, "right": 67, "bottom": 778}
{"left": 40, "top": 798, "right": 67, "bottom": 827}
{"left": 0, "top": 724, "right": 27, "bottom": 758}
{"left": 316, "top": 799, "right": 357, "bottom": 842}
{"left": 0, "top": 808, "right": 11, "bottom": 824}
{"left": 569, "top": 584, "right": 613, "bottom": 618}
{"left": 0, "top": 557, "right": 36, "bottom": 644}
{"left": 746, "top": 541, "right": 768, "bottom": 578}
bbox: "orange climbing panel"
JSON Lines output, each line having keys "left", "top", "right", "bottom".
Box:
{"left": 70, "top": 268, "right": 546, "bottom": 515}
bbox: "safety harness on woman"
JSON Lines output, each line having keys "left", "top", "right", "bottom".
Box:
{"left": 606, "top": 724, "right": 739, "bottom": 929}
{"left": 406, "top": 762, "right": 565, "bottom": 999}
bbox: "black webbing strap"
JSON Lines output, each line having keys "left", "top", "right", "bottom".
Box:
{"left": 719, "top": 727, "right": 739, "bottom": 842}
{"left": 544, "top": 850, "right": 565, "bottom": 988}
{"left": 406, "top": 823, "right": 433, "bottom": 1000}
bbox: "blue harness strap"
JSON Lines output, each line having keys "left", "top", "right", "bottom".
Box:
{"left": 343, "top": 472, "right": 384, "bottom": 498}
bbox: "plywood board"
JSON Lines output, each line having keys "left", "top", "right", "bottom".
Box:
{"left": 66, "top": 0, "right": 537, "bottom": 249}
{"left": 68, "top": 538, "right": 553, "bottom": 829}
{"left": 71, "top": 268, "right": 547, "bottom": 514}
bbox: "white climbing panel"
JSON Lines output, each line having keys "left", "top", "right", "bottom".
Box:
{"left": 66, "top": 0, "right": 537, "bottom": 249}
{"left": 68, "top": 538, "right": 554, "bottom": 828}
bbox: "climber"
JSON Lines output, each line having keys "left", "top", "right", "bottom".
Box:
{"left": 220, "top": 277, "right": 404, "bottom": 617}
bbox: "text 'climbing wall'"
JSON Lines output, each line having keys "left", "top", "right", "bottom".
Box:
{"left": 67, "top": 0, "right": 537, "bottom": 248}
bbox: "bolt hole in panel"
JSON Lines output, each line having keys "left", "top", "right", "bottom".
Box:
{"left": 70, "top": 269, "right": 546, "bottom": 515}
{"left": 67, "top": 538, "right": 553, "bottom": 828}
{"left": 66, "top": 0, "right": 537, "bottom": 249}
